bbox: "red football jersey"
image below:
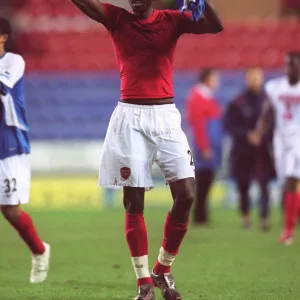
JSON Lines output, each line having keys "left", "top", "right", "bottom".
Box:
{"left": 185, "top": 84, "right": 222, "bottom": 151}
{"left": 101, "top": 4, "right": 206, "bottom": 100}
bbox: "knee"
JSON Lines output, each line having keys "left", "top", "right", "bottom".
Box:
{"left": 175, "top": 189, "right": 195, "bottom": 209}
{"left": 1, "top": 205, "right": 21, "bottom": 224}
{"left": 171, "top": 189, "right": 195, "bottom": 223}
{"left": 123, "top": 187, "right": 145, "bottom": 214}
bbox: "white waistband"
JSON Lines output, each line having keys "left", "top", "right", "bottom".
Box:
{"left": 118, "top": 101, "right": 176, "bottom": 109}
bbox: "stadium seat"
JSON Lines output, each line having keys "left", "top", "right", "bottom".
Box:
{"left": 14, "top": 4, "right": 294, "bottom": 139}
{"left": 25, "top": 70, "right": 282, "bottom": 140}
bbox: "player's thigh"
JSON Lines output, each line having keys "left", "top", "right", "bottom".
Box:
{"left": 123, "top": 187, "right": 145, "bottom": 213}
{"left": 156, "top": 126, "right": 194, "bottom": 184}
{"left": 0, "top": 154, "right": 31, "bottom": 205}
{"left": 283, "top": 149, "right": 300, "bottom": 183}
{"left": 99, "top": 105, "right": 156, "bottom": 188}
{"left": 0, "top": 204, "right": 22, "bottom": 222}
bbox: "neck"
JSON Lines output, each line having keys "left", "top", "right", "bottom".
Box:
{"left": 201, "top": 82, "right": 211, "bottom": 89}
{"left": 0, "top": 46, "right": 5, "bottom": 58}
{"left": 133, "top": 7, "right": 153, "bottom": 19}
{"left": 248, "top": 88, "right": 261, "bottom": 94}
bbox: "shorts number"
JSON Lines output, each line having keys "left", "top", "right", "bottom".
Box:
{"left": 4, "top": 178, "right": 17, "bottom": 193}
{"left": 187, "top": 150, "right": 194, "bottom": 166}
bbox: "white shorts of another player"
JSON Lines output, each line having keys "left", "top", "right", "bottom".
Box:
{"left": 99, "top": 102, "right": 195, "bottom": 189}
{"left": 273, "top": 131, "right": 300, "bottom": 183}
{"left": 0, "top": 154, "right": 31, "bottom": 205}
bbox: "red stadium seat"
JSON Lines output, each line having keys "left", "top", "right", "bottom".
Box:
{"left": 14, "top": 2, "right": 300, "bottom": 71}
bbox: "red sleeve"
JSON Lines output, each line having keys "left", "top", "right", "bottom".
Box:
{"left": 101, "top": 3, "right": 123, "bottom": 30}
{"left": 172, "top": 10, "right": 208, "bottom": 35}
{"left": 186, "top": 90, "right": 211, "bottom": 152}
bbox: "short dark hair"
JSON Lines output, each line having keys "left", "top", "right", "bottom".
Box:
{"left": 199, "top": 68, "right": 215, "bottom": 83}
{"left": 0, "top": 18, "right": 11, "bottom": 36}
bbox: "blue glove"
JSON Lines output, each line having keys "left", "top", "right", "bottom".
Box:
{"left": 177, "top": 0, "right": 206, "bottom": 22}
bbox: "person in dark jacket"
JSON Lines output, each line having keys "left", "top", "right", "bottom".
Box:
{"left": 224, "top": 68, "right": 275, "bottom": 230}
{"left": 186, "top": 69, "right": 223, "bottom": 225}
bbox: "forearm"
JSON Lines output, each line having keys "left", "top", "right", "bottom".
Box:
{"left": 256, "top": 115, "right": 270, "bottom": 137}
{"left": 255, "top": 100, "right": 272, "bottom": 136}
{"left": 201, "top": 0, "right": 223, "bottom": 33}
{"left": 192, "top": 118, "right": 211, "bottom": 151}
{"left": 71, "top": 0, "right": 104, "bottom": 22}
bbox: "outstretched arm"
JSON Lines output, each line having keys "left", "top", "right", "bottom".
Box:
{"left": 200, "top": 0, "right": 224, "bottom": 33}
{"left": 71, "top": 0, "right": 105, "bottom": 23}
{"left": 71, "top": 0, "right": 122, "bottom": 29}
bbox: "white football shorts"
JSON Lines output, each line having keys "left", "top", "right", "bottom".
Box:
{"left": 273, "top": 131, "right": 300, "bottom": 183}
{"left": 0, "top": 154, "right": 31, "bottom": 205}
{"left": 99, "top": 102, "right": 195, "bottom": 189}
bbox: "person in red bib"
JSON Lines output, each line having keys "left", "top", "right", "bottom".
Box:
{"left": 185, "top": 69, "right": 222, "bottom": 225}
{"left": 72, "top": 0, "right": 223, "bottom": 299}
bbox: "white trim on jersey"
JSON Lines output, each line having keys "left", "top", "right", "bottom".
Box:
{"left": 194, "top": 83, "right": 214, "bottom": 99}
{"left": 0, "top": 53, "right": 28, "bottom": 131}
{"left": 0, "top": 54, "right": 25, "bottom": 89}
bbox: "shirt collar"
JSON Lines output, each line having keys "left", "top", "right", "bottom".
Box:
{"left": 0, "top": 52, "right": 6, "bottom": 59}
{"left": 195, "top": 83, "right": 214, "bottom": 99}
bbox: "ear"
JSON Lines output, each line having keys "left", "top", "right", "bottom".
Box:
{"left": 2, "top": 34, "right": 8, "bottom": 43}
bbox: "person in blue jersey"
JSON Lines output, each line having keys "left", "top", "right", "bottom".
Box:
{"left": 0, "top": 18, "right": 50, "bottom": 283}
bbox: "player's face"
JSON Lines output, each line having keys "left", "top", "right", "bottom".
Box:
{"left": 0, "top": 34, "right": 8, "bottom": 47}
{"left": 246, "top": 68, "right": 264, "bottom": 92}
{"left": 129, "top": 0, "right": 152, "bottom": 14}
{"left": 285, "top": 55, "right": 300, "bottom": 82}
{"left": 208, "top": 73, "right": 220, "bottom": 90}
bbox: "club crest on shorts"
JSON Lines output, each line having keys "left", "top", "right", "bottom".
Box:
{"left": 120, "top": 167, "right": 131, "bottom": 180}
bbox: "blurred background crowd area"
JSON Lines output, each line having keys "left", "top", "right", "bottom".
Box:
{"left": 1, "top": 0, "right": 300, "bottom": 71}
{"left": 0, "top": 0, "right": 298, "bottom": 208}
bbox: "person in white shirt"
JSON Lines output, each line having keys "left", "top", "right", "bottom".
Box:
{"left": 254, "top": 51, "right": 300, "bottom": 245}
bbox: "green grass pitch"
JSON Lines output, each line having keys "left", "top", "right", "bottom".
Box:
{"left": 0, "top": 208, "right": 300, "bottom": 300}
